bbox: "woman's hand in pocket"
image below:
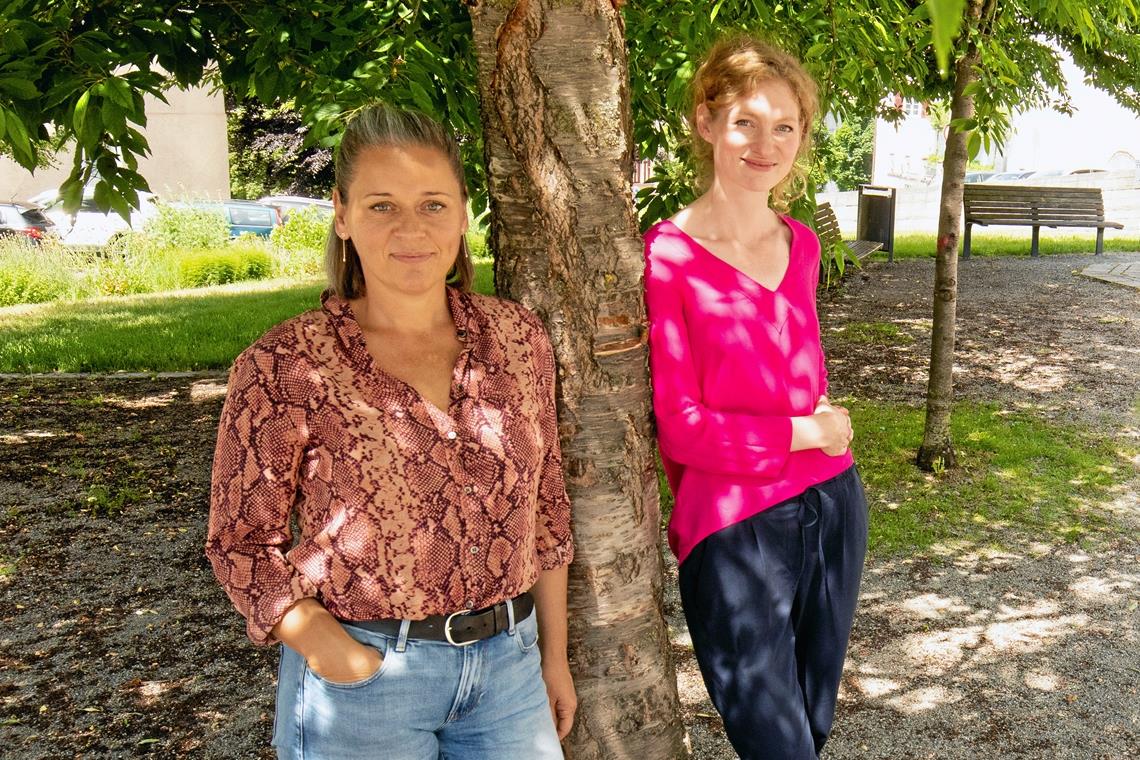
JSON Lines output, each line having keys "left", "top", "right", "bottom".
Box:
{"left": 308, "top": 640, "right": 383, "bottom": 684}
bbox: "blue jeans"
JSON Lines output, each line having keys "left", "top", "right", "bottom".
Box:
{"left": 272, "top": 608, "right": 563, "bottom": 759}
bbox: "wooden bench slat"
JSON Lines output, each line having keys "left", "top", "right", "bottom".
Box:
{"left": 813, "top": 202, "right": 888, "bottom": 263}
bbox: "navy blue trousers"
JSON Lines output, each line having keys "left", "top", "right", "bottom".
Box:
{"left": 678, "top": 464, "right": 868, "bottom": 760}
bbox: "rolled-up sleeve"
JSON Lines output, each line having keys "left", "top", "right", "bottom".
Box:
{"left": 529, "top": 321, "right": 574, "bottom": 571}
{"left": 206, "top": 348, "right": 317, "bottom": 645}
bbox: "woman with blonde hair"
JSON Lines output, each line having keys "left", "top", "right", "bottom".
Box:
{"left": 644, "top": 35, "right": 868, "bottom": 759}
{"left": 208, "top": 103, "right": 576, "bottom": 759}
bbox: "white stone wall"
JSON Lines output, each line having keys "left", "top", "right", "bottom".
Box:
{"left": 0, "top": 85, "right": 229, "bottom": 204}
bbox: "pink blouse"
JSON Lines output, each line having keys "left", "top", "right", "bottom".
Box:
{"left": 644, "top": 217, "right": 854, "bottom": 564}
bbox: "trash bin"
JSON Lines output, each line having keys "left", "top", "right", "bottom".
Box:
{"left": 856, "top": 185, "right": 897, "bottom": 262}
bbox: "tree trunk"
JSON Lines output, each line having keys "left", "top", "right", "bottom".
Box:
{"left": 467, "top": 2, "right": 687, "bottom": 758}
{"left": 916, "top": 45, "right": 981, "bottom": 471}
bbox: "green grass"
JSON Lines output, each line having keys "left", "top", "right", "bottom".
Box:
{"left": 0, "top": 279, "right": 325, "bottom": 372}
{"left": 471, "top": 255, "right": 495, "bottom": 296}
{"left": 879, "top": 232, "right": 1140, "bottom": 260}
{"left": 848, "top": 400, "right": 1133, "bottom": 557}
{"left": 833, "top": 321, "right": 914, "bottom": 346}
{"left": 0, "top": 258, "right": 496, "bottom": 373}
{"left": 657, "top": 401, "right": 1133, "bottom": 558}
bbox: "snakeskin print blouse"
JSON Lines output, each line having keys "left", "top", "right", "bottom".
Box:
{"left": 207, "top": 289, "right": 574, "bottom": 645}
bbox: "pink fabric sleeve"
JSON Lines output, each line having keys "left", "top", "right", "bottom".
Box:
{"left": 206, "top": 349, "right": 318, "bottom": 645}
{"left": 644, "top": 250, "right": 794, "bottom": 478}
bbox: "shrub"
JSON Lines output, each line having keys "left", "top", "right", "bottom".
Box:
{"left": 270, "top": 205, "right": 330, "bottom": 278}
{"left": 144, "top": 203, "right": 231, "bottom": 250}
{"left": 271, "top": 205, "right": 331, "bottom": 253}
{"left": 0, "top": 237, "right": 79, "bottom": 307}
{"left": 467, "top": 227, "right": 488, "bottom": 260}
{"left": 84, "top": 249, "right": 176, "bottom": 297}
{"left": 177, "top": 244, "right": 274, "bottom": 287}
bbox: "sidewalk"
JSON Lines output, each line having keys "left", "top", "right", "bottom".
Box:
{"left": 1081, "top": 260, "right": 1140, "bottom": 290}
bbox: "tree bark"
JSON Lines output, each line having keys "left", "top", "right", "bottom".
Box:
{"left": 467, "top": 2, "right": 686, "bottom": 758}
{"left": 916, "top": 44, "right": 981, "bottom": 471}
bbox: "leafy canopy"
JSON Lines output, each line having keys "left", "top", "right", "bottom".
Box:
{"left": 1, "top": 1, "right": 1137, "bottom": 220}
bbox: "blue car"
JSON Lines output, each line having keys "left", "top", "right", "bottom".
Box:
{"left": 193, "top": 200, "right": 282, "bottom": 237}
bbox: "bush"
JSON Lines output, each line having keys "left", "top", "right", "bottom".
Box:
{"left": 144, "top": 203, "right": 231, "bottom": 250}
{"left": 0, "top": 237, "right": 79, "bottom": 307}
{"left": 270, "top": 206, "right": 330, "bottom": 278}
{"left": 177, "top": 244, "right": 274, "bottom": 287}
{"left": 84, "top": 249, "right": 177, "bottom": 297}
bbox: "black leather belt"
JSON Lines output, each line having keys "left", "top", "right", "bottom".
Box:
{"left": 342, "top": 592, "right": 534, "bottom": 647}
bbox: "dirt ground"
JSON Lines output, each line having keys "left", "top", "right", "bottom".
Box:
{"left": 1, "top": 253, "right": 1138, "bottom": 759}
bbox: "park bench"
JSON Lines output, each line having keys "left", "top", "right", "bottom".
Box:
{"left": 962, "top": 184, "right": 1123, "bottom": 258}
{"left": 813, "top": 201, "right": 887, "bottom": 263}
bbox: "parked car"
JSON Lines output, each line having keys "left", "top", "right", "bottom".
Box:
{"left": 964, "top": 171, "right": 996, "bottom": 183}
{"left": 193, "top": 200, "right": 282, "bottom": 238}
{"left": 0, "top": 202, "right": 55, "bottom": 243}
{"left": 29, "top": 189, "right": 158, "bottom": 247}
{"left": 984, "top": 171, "right": 1035, "bottom": 183}
{"left": 258, "top": 195, "right": 333, "bottom": 222}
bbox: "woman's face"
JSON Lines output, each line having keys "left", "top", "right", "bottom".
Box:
{"left": 334, "top": 144, "right": 467, "bottom": 298}
{"left": 697, "top": 77, "right": 803, "bottom": 197}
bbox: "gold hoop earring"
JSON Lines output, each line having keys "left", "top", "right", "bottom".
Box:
{"left": 341, "top": 236, "right": 347, "bottom": 264}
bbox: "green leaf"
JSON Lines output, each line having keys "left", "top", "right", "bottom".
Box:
{"left": 73, "top": 89, "right": 92, "bottom": 134}
{"left": 407, "top": 79, "right": 434, "bottom": 115}
{"left": 966, "top": 130, "right": 981, "bottom": 160}
{"left": 104, "top": 77, "right": 134, "bottom": 109}
{"left": 925, "top": 0, "right": 966, "bottom": 76}
{"left": 6, "top": 117, "right": 34, "bottom": 167}
{"left": 0, "top": 77, "right": 38, "bottom": 100}
{"left": 93, "top": 180, "right": 111, "bottom": 212}
{"left": 60, "top": 177, "right": 84, "bottom": 214}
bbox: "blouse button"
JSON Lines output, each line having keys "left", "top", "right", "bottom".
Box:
{"left": 446, "top": 430, "right": 458, "bottom": 440}
{"left": 466, "top": 599, "right": 476, "bottom": 609}
{"left": 463, "top": 485, "right": 473, "bottom": 495}
{"left": 469, "top": 545, "right": 480, "bottom": 555}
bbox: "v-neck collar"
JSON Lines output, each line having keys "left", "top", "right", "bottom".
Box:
{"left": 321, "top": 287, "right": 484, "bottom": 417}
{"left": 660, "top": 216, "right": 796, "bottom": 296}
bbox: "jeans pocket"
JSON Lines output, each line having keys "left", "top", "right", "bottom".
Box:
{"left": 304, "top": 631, "right": 391, "bottom": 690}
{"left": 514, "top": 610, "right": 540, "bottom": 653}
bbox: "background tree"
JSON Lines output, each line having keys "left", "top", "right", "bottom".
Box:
{"left": 227, "top": 99, "right": 334, "bottom": 200}
{"left": 913, "top": 0, "right": 1140, "bottom": 470}
{"left": 810, "top": 117, "right": 875, "bottom": 191}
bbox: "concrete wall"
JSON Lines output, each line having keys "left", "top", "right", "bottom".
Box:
{"left": 819, "top": 169, "right": 1140, "bottom": 239}
{"left": 0, "top": 84, "right": 228, "bottom": 203}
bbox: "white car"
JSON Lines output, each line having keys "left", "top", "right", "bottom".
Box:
{"left": 258, "top": 195, "right": 333, "bottom": 222}
{"left": 30, "top": 189, "right": 159, "bottom": 246}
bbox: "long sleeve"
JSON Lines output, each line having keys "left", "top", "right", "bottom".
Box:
{"left": 644, "top": 240, "right": 793, "bottom": 479}
{"left": 527, "top": 316, "right": 575, "bottom": 571}
{"left": 206, "top": 348, "right": 317, "bottom": 645}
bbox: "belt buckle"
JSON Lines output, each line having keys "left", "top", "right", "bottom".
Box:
{"left": 444, "top": 609, "right": 478, "bottom": 647}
